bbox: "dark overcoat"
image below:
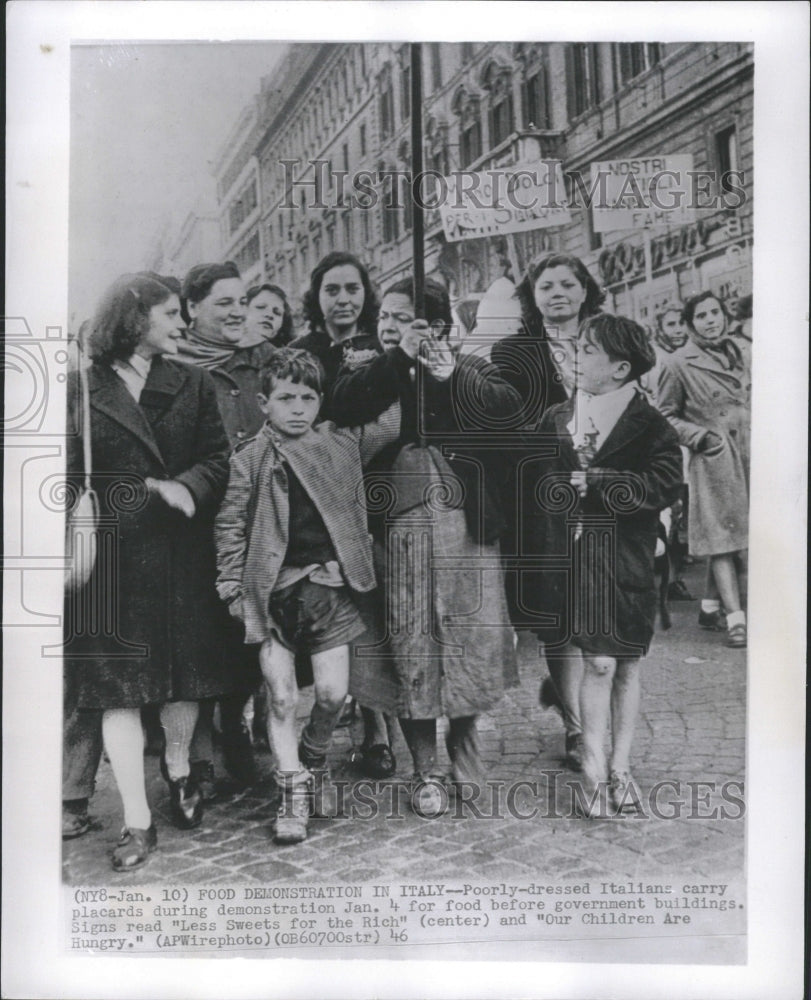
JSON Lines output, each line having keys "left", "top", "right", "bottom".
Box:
{"left": 520, "top": 391, "right": 683, "bottom": 657}
{"left": 64, "top": 358, "right": 238, "bottom": 708}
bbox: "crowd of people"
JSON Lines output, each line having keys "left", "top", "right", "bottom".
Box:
{"left": 62, "top": 248, "right": 751, "bottom": 871}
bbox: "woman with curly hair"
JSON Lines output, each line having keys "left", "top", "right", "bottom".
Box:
{"left": 490, "top": 252, "right": 606, "bottom": 773}
{"left": 64, "top": 272, "right": 232, "bottom": 870}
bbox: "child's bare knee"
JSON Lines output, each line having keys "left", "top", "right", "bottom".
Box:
{"left": 314, "top": 685, "right": 346, "bottom": 715}
{"left": 586, "top": 655, "right": 616, "bottom": 677}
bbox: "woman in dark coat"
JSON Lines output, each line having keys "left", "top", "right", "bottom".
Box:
{"left": 64, "top": 273, "right": 232, "bottom": 870}
{"left": 331, "top": 277, "right": 520, "bottom": 815}
{"left": 176, "top": 261, "right": 272, "bottom": 789}
{"left": 658, "top": 291, "right": 751, "bottom": 648}
{"left": 490, "top": 252, "right": 605, "bottom": 770}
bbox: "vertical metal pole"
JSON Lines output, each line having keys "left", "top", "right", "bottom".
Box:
{"left": 410, "top": 42, "right": 425, "bottom": 318}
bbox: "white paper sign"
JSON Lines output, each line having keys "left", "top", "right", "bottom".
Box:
{"left": 439, "top": 161, "right": 571, "bottom": 241}
{"left": 591, "top": 154, "right": 695, "bottom": 231}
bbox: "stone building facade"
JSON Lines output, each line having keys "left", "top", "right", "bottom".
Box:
{"left": 209, "top": 41, "right": 753, "bottom": 324}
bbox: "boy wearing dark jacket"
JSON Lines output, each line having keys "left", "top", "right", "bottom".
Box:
{"left": 521, "top": 315, "right": 682, "bottom": 817}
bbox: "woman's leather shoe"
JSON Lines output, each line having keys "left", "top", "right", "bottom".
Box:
{"left": 112, "top": 824, "right": 157, "bottom": 871}
{"left": 168, "top": 775, "right": 203, "bottom": 829}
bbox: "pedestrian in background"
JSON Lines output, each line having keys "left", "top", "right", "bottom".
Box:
{"left": 658, "top": 291, "right": 751, "bottom": 648}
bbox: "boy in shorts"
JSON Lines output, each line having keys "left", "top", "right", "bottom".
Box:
{"left": 523, "top": 315, "right": 682, "bottom": 817}
{"left": 215, "top": 348, "right": 399, "bottom": 842}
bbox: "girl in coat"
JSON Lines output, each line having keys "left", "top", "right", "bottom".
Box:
{"left": 490, "top": 253, "right": 605, "bottom": 772}
{"left": 331, "top": 277, "right": 520, "bottom": 816}
{"left": 245, "top": 282, "right": 295, "bottom": 348}
{"left": 658, "top": 291, "right": 751, "bottom": 648}
{"left": 64, "top": 273, "right": 232, "bottom": 870}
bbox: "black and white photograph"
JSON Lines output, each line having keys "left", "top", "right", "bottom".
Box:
{"left": 3, "top": 2, "right": 807, "bottom": 998}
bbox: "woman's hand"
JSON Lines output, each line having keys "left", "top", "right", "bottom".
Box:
{"left": 697, "top": 431, "right": 724, "bottom": 456}
{"left": 146, "top": 477, "right": 197, "bottom": 518}
{"left": 399, "top": 319, "right": 433, "bottom": 359}
{"left": 418, "top": 336, "right": 456, "bottom": 382}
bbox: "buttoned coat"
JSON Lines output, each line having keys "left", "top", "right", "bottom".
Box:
{"left": 521, "top": 391, "right": 683, "bottom": 656}
{"left": 214, "top": 405, "right": 400, "bottom": 645}
{"left": 64, "top": 358, "right": 238, "bottom": 708}
{"left": 202, "top": 341, "right": 277, "bottom": 447}
{"left": 657, "top": 339, "right": 751, "bottom": 555}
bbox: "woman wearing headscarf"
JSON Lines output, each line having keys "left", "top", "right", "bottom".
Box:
{"left": 175, "top": 261, "right": 273, "bottom": 791}
{"left": 330, "top": 277, "right": 520, "bottom": 815}
{"left": 490, "top": 252, "right": 606, "bottom": 772}
{"left": 658, "top": 291, "right": 750, "bottom": 648}
{"left": 64, "top": 272, "right": 231, "bottom": 870}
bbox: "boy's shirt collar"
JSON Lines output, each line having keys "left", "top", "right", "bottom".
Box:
{"left": 567, "top": 382, "right": 638, "bottom": 455}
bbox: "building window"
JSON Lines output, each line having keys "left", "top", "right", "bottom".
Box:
{"left": 362, "top": 207, "right": 371, "bottom": 246}
{"left": 460, "top": 119, "right": 482, "bottom": 165}
{"left": 342, "top": 143, "right": 350, "bottom": 174}
{"left": 359, "top": 122, "right": 367, "bottom": 157}
{"left": 342, "top": 212, "right": 352, "bottom": 249}
{"left": 567, "top": 43, "right": 601, "bottom": 119}
{"left": 379, "top": 67, "right": 395, "bottom": 140}
{"left": 716, "top": 124, "right": 739, "bottom": 194}
{"left": 430, "top": 43, "right": 442, "bottom": 91}
{"left": 234, "top": 232, "right": 260, "bottom": 273}
{"left": 617, "top": 42, "right": 661, "bottom": 84}
{"left": 401, "top": 60, "right": 411, "bottom": 121}
{"left": 489, "top": 91, "right": 514, "bottom": 148}
{"left": 523, "top": 67, "right": 549, "bottom": 129}
{"left": 380, "top": 164, "right": 400, "bottom": 244}
{"left": 228, "top": 178, "right": 258, "bottom": 236}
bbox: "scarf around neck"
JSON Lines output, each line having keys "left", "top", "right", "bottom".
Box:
{"left": 175, "top": 327, "right": 239, "bottom": 370}
{"left": 689, "top": 331, "right": 743, "bottom": 371}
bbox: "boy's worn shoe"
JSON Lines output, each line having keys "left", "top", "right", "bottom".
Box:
{"left": 726, "top": 623, "right": 747, "bottom": 649}
{"left": 410, "top": 774, "right": 449, "bottom": 819}
{"left": 564, "top": 733, "right": 586, "bottom": 772}
{"left": 608, "top": 770, "right": 641, "bottom": 814}
{"left": 112, "top": 824, "right": 157, "bottom": 872}
{"left": 189, "top": 760, "right": 217, "bottom": 802}
{"left": 273, "top": 769, "right": 313, "bottom": 844}
{"left": 62, "top": 799, "right": 91, "bottom": 840}
{"left": 168, "top": 775, "right": 204, "bottom": 829}
{"left": 698, "top": 609, "right": 727, "bottom": 631}
{"left": 352, "top": 743, "right": 397, "bottom": 779}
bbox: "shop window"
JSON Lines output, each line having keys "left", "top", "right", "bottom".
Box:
{"left": 566, "top": 43, "right": 601, "bottom": 120}
{"left": 617, "top": 43, "right": 662, "bottom": 83}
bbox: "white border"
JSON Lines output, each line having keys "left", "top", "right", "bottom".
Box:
{"left": 4, "top": 2, "right": 808, "bottom": 997}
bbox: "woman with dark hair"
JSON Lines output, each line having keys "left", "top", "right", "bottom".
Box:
{"left": 245, "top": 282, "right": 294, "bottom": 348}
{"left": 64, "top": 272, "right": 231, "bottom": 870}
{"left": 658, "top": 291, "right": 750, "bottom": 648}
{"left": 331, "top": 276, "right": 520, "bottom": 815}
{"left": 490, "top": 252, "right": 605, "bottom": 772}
{"left": 293, "top": 251, "right": 380, "bottom": 387}
{"left": 176, "top": 261, "right": 273, "bottom": 791}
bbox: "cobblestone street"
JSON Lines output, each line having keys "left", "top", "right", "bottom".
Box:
{"left": 63, "top": 562, "right": 746, "bottom": 887}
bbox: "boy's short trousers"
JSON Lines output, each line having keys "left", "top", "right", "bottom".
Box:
{"left": 268, "top": 578, "right": 365, "bottom": 655}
